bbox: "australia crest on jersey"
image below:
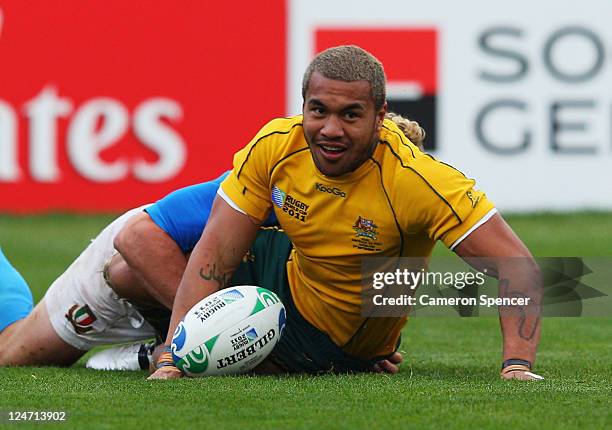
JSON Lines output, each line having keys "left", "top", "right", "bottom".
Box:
{"left": 352, "top": 216, "right": 383, "bottom": 251}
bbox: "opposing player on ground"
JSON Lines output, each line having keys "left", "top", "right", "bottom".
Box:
{"left": 0, "top": 175, "right": 226, "bottom": 368}
{"left": 0, "top": 206, "right": 159, "bottom": 367}
{"left": 149, "top": 45, "right": 543, "bottom": 381}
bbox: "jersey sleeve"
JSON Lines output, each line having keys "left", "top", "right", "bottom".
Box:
{"left": 400, "top": 155, "right": 495, "bottom": 248}
{"left": 220, "top": 119, "right": 290, "bottom": 221}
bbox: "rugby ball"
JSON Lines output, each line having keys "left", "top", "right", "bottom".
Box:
{"left": 170, "top": 285, "right": 286, "bottom": 376}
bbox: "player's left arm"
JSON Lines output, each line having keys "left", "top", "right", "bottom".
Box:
{"left": 453, "top": 213, "right": 544, "bottom": 381}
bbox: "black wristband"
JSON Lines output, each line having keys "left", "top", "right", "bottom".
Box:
{"left": 502, "top": 359, "right": 532, "bottom": 370}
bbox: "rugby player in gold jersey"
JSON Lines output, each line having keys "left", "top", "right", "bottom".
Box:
{"left": 149, "top": 46, "right": 542, "bottom": 381}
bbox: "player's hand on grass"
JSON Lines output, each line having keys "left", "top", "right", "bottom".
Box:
{"left": 148, "top": 366, "right": 183, "bottom": 380}
{"left": 500, "top": 364, "right": 544, "bottom": 381}
{"left": 372, "top": 351, "right": 403, "bottom": 374}
{"left": 147, "top": 348, "right": 183, "bottom": 380}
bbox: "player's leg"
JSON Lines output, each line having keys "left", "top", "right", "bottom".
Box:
{"left": 1, "top": 208, "right": 157, "bottom": 367}
{"left": 103, "top": 252, "right": 171, "bottom": 342}
{"left": 0, "top": 301, "right": 86, "bottom": 366}
{"left": 103, "top": 252, "right": 162, "bottom": 308}
{"left": 84, "top": 209, "right": 190, "bottom": 371}
{"left": 0, "top": 247, "right": 84, "bottom": 366}
{"left": 42, "top": 207, "right": 158, "bottom": 355}
{"left": 85, "top": 253, "right": 164, "bottom": 371}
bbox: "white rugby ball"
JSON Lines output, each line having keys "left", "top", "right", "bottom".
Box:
{"left": 170, "top": 285, "right": 286, "bottom": 377}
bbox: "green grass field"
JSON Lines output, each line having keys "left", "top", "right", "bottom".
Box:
{"left": 0, "top": 213, "right": 611, "bottom": 429}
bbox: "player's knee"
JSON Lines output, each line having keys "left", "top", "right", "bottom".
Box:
{"left": 113, "top": 221, "right": 134, "bottom": 254}
{"left": 105, "top": 255, "right": 143, "bottom": 301}
{"left": 114, "top": 212, "right": 150, "bottom": 256}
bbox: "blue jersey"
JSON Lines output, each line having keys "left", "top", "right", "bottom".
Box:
{"left": 0, "top": 248, "right": 33, "bottom": 331}
{"left": 145, "top": 171, "right": 277, "bottom": 252}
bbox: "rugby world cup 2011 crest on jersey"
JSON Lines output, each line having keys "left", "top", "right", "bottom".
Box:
{"left": 352, "top": 216, "right": 384, "bottom": 252}
{"left": 65, "top": 304, "right": 97, "bottom": 334}
{"left": 271, "top": 184, "right": 309, "bottom": 222}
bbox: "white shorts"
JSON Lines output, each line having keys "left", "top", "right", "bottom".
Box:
{"left": 44, "top": 205, "right": 157, "bottom": 351}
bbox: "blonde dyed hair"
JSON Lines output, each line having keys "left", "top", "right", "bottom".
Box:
{"left": 385, "top": 112, "right": 426, "bottom": 151}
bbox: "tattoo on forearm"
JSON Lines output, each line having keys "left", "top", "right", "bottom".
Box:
{"left": 199, "top": 264, "right": 228, "bottom": 290}
{"left": 518, "top": 313, "right": 540, "bottom": 341}
{"left": 499, "top": 279, "right": 541, "bottom": 341}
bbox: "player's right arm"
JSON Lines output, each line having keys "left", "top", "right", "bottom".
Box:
{"left": 148, "top": 195, "right": 260, "bottom": 379}
{"left": 148, "top": 117, "right": 294, "bottom": 379}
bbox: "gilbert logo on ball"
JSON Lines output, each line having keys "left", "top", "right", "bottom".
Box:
{"left": 171, "top": 285, "right": 286, "bottom": 377}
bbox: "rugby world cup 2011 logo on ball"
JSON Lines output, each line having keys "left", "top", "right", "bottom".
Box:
{"left": 171, "top": 285, "right": 286, "bottom": 376}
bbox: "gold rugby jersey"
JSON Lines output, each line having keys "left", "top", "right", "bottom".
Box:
{"left": 221, "top": 115, "right": 495, "bottom": 359}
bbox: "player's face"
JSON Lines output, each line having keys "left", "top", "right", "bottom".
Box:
{"left": 302, "top": 71, "right": 386, "bottom": 178}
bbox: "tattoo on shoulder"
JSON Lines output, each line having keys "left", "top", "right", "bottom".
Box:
{"left": 199, "top": 264, "right": 228, "bottom": 290}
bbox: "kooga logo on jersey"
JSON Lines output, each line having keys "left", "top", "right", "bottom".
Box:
{"left": 315, "top": 183, "right": 346, "bottom": 198}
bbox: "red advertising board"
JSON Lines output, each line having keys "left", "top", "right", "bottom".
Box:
{"left": 0, "top": 0, "right": 286, "bottom": 212}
